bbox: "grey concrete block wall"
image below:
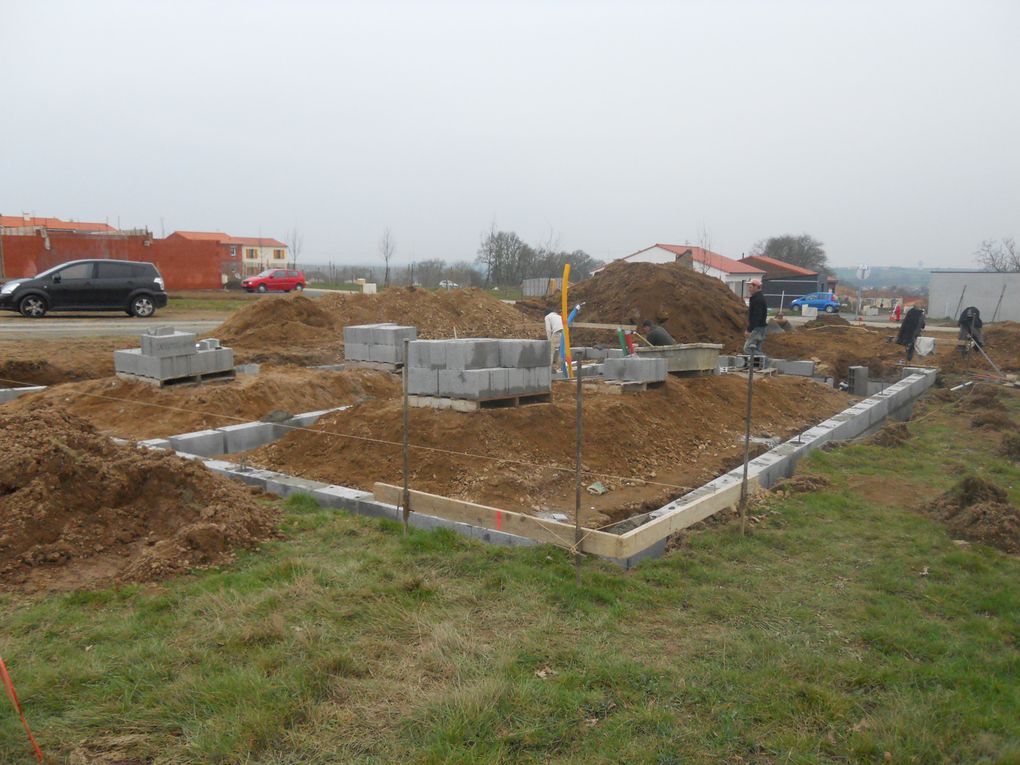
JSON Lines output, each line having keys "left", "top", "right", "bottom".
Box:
{"left": 622, "top": 357, "right": 667, "bottom": 382}
{"left": 218, "top": 422, "right": 277, "bottom": 453}
{"left": 602, "top": 358, "right": 626, "bottom": 380}
{"left": 113, "top": 349, "right": 142, "bottom": 375}
{"left": 408, "top": 340, "right": 448, "bottom": 370}
{"left": 444, "top": 339, "right": 501, "bottom": 370}
{"left": 409, "top": 338, "right": 552, "bottom": 402}
{"left": 117, "top": 329, "right": 233, "bottom": 382}
{"left": 0, "top": 385, "right": 47, "bottom": 403}
{"left": 141, "top": 331, "right": 197, "bottom": 358}
{"left": 344, "top": 323, "right": 417, "bottom": 364}
{"left": 408, "top": 367, "right": 439, "bottom": 395}
{"left": 498, "top": 339, "right": 550, "bottom": 369}
{"left": 167, "top": 429, "right": 226, "bottom": 458}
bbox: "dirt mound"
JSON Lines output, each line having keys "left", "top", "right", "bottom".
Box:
{"left": 217, "top": 295, "right": 340, "bottom": 348}
{"left": 318, "top": 287, "right": 540, "bottom": 339}
{"left": 766, "top": 324, "right": 903, "bottom": 380}
{"left": 0, "top": 338, "right": 124, "bottom": 386}
{"left": 802, "top": 314, "right": 850, "bottom": 329}
{"left": 9, "top": 366, "right": 400, "bottom": 440}
{"left": 1001, "top": 433, "right": 1020, "bottom": 461}
{"left": 923, "top": 476, "right": 1020, "bottom": 554}
{"left": 868, "top": 421, "right": 911, "bottom": 447}
{"left": 773, "top": 474, "right": 831, "bottom": 493}
{"left": 524, "top": 261, "right": 748, "bottom": 351}
{"left": 0, "top": 409, "right": 279, "bottom": 590}
{"left": 959, "top": 383, "right": 1005, "bottom": 411}
{"left": 939, "top": 323, "right": 1020, "bottom": 373}
{"left": 244, "top": 375, "right": 851, "bottom": 526}
{"left": 971, "top": 412, "right": 1016, "bottom": 430}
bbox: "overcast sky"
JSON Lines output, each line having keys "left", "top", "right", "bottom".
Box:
{"left": 2, "top": 1, "right": 1017, "bottom": 269}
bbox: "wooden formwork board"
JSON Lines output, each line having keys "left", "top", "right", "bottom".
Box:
{"left": 373, "top": 483, "right": 626, "bottom": 558}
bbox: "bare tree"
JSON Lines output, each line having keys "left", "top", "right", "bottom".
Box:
{"left": 286, "top": 226, "right": 304, "bottom": 268}
{"left": 695, "top": 223, "right": 713, "bottom": 274}
{"left": 974, "top": 237, "right": 1019, "bottom": 272}
{"left": 379, "top": 227, "right": 396, "bottom": 287}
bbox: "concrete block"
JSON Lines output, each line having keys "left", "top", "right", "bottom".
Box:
{"left": 487, "top": 368, "right": 510, "bottom": 397}
{"left": 438, "top": 369, "right": 490, "bottom": 400}
{"left": 138, "top": 438, "right": 171, "bottom": 450}
{"left": 848, "top": 365, "right": 869, "bottom": 396}
{"left": 264, "top": 474, "right": 332, "bottom": 498}
{"left": 408, "top": 340, "right": 447, "bottom": 370}
{"left": 408, "top": 367, "right": 439, "bottom": 395}
{"left": 343, "top": 323, "right": 391, "bottom": 346}
{"left": 507, "top": 368, "right": 527, "bottom": 395}
{"left": 146, "top": 325, "right": 176, "bottom": 336}
{"left": 113, "top": 348, "right": 142, "bottom": 375}
{"left": 141, "top": 330, "right": 198, "bottom": 358}
{"left": 369, "top": 344, "right": 402, "bottom": 364}
{"left": 498, "top": 339, "right": 551, "bottom": 369}
{"left": 774, "top": 359, "right": 816, "bottom": 376}
{"left": 168, "top": 429, "right": 225, "bottom": 457}
{"left": 603, "top": 358, "right": 626, "bottom": 380}
{"left": 605, "top": 349, "right": 625, "bottom": 359}
{"left": 344, "top": 343, "right": 372, "bottom": 362}
{"left": 137, "top": 353, "right": 193, "bottom": 380}
{"left": 235, "top": 363, "right": 261, "bottom": 375}
{"left": 524, "top": 366, "right": 552, "bottom": 392}
{"left": 370, "top": 324, "right": 416, "bottom": 347}
{"left": 0, "top": 385, "right": 45, "bottom": 403}
{"left": 217, "top": 422, "right": 276, "bottom": 453}
{"left": 444, "top": 339, "right": 500, "bottom": 370}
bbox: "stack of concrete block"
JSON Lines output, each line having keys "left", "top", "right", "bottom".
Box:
{"left": 406, "top": 338, "right": 551, "bottom": 400}
{"left": 602, "top": 357, "right": 667, "bottom": 383}
{"left": 343, "top": 323, "right": 417, "bottom": 365}
{"left": 114, "top": 327, "right": 234, "bottom": 383}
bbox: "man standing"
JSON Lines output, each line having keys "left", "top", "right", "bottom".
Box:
{"left": 896, "top": 303, "right": 926, "bottom": 362}
{"left": 545, "top": 304, "right": 582, "bottom": 370}
{"left": 744, "top": 279, "right": 768, "bottom": 356}
{"left": 639, "top": 320, "right": 675, "bottom": 346}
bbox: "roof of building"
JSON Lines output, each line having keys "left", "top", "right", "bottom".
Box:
{"left": 0, "top": 215, "right": 117, "bottom": 232}
{"left": 739, "top": 254, "right": 818, "bottom": 277}
{"left": 227, "top": 236, "right": 287, "bottom": 248}
{"left": 170, "top": 231, "right": 231, "bottom": 242}
{"left": 650, "top": 243, "right": 765, "bottom": 275}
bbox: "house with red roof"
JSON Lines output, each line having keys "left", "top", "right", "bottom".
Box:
{"left": 0, "top": 214, "right": 118, "bottom": 234}
{"left": 738, "top": 254, "right": 836, "bottom": 309}
{"left": 605, "top": 244, "right": 766, "bottom": 297}
{"left": 168, "top": 232, "right": 289, "bottom": 275}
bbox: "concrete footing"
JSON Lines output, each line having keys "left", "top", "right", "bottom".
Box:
{"left": 0, "top": 385, "right": 47, "bottom": 403}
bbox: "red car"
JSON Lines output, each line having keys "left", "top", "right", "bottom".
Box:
{"left": 242, "top": 269, "right": 306, "bottom": 293}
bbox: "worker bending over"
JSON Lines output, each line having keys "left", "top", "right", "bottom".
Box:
{"left": 639, "top": 320, "right": 675, "bottom": 346}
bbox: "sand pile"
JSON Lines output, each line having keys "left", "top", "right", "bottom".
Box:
{"left": 244, "top": 375, "right": 851, "bottom": 526}
{"left": 318, "top": 287, "right": 540, "bottom": 339}
{"left": 9, "top": 367, "right": 400, "bottom": 440}
{"left": 522, "top": 261, "right": 747, "bottom": 350}
{"left": 0, "top": 409, "right": 279, "bottom": 590}
{"left": 923, "top": 476, "right": 1020, "bottom": 554}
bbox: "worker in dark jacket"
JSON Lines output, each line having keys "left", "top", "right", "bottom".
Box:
{"left": 744, "top": 279, "right": 768, "bottom": 355}
{"left": 958, "top": 306, "right": 984, "bottom": 356}
{"left": 639, "top": 320, "right": 675, "bottom": 346}
{"left": 896, "top": 303, "right": 925, "bottom": 361}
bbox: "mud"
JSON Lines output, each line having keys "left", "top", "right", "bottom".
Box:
{"left": 243, "top": 375, "right": 852, "bottom": 527}
{"left": 923, "top": 476, "right": 1020, "bottom": 555}
{"left": 0, "top": 409, "right": 280, "bottom": 591}
{"left": 8, "top": 366, "right": 400, "bottom": 440}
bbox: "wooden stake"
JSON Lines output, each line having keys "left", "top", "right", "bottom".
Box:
{"left": 575, "top": 356, "right": 583, "bottom": 587}
{"left": 402, "top": 338, "right": 411, "bottom": 535}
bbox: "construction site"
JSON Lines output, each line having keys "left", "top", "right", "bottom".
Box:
{"left": 2, "top": 262, "right": 1020, "bottom": 762}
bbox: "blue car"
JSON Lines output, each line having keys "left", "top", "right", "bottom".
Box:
{"left": 790, "top": 292, "right": 840, "bottom": 313}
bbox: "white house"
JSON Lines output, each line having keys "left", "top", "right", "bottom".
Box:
{"left": 603, "top": 244, "right": 766, "bottom": 297}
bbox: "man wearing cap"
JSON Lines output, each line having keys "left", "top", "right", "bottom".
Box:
{"left": 744, "top": 279, "right": 768, "bottom": 356}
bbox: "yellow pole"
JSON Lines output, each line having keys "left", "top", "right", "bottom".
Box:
{"left": 561, "top": 263, "right": 573, "bottom": 378}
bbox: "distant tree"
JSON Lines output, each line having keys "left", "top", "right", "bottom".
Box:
{"left": 286, "top": 226, "right": 303, "bottom": 267}
{"left": 476, "top": 227, "right": 531, "bottom": 286}
{"left": 974, "top": 237, "right": 1019, "bottom": 272}
{"left": 751, "top": 234, "right": 830, "bottom": 274}
{"left": 379, "top": 227, "right": 396, "bottom": 287}
{"left": 414, "top": 258, "right": 446, "bottom": 288}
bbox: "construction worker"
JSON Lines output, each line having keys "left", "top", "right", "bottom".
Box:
{"left": 638, "top": 320, "right": 675, "bottom": 346}
{"left": 895, "top": 303, "right": 925, "bottom": 362}
{"left": 545, "top": 304, "right": 582, "bottom": 370}
{"left": 744, "top": 279, "right": 768, "bottom": 356}
{"left": 958, "top": 306, "right": 984, "bottom": 356}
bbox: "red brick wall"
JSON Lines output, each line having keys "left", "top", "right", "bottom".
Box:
{"left": 0, "top": 232, "right": 238, "bottom": 290}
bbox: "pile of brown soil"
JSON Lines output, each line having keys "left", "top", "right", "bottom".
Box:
{"left": 772, "top": 474, "right": 831, "bottom": 494}
{"left": 765, "top": 324, "right": 908, "bottom": 379}
{"left": 0, "top": 409, "right": 279, "bottom": 590}
{"left": 520, "top": 261, "right": 748, "bottom": 351}
{"left": 217, "top": 295, "right": 340, "bottom": 348}
{"left": 923, "top": 476, "right": 1020, "bottom": 554}
{"left": 244, "top": 375, "right": 851, "bottom": 527}
{"left": 318, "top": 287, "right": 541, "bottom": 339}
{"left": 939, "top": 322, "right": 1020, "bottom": 374}
{"left": 868, "top": 421, "right": 911, "bottom": 447}
{"left": 8, "top": 367, "right": 400, "bottom": 440}
{"left": 802, "top": 314, "right": 850, "bottom": 329}
{"left": 0, "top": 338, "right": 124, "bottom": 385}
{"left": 1001, "top": 433, "right": 1020, "bottom": 461}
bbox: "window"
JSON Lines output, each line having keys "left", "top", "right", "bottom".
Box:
{"left": 96, "top": 262, "right": 138, "bottom": 279}
{"left": 273, "top": 249, "right": 285, "bottom": 260}
{"left": 274, "top": 271, "right": 285, "bottom": 277}
{"left": 57, "top": 263, "right": 94, "bottom": 279}
{"left": 247, "top": 248, "right": 258, "bottom": 259}
{"left": 287, "top": 271, "right": 298, "bottom": 277}
{"left": 230, "top": 246, "right": 238, "bottom": 257}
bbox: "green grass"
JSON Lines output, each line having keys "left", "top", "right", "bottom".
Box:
{"left": 2, "top": 394, "right": 1020, "bottom": 763}
{"left": 164, "top": 296, "right": 258, "bottom": 312}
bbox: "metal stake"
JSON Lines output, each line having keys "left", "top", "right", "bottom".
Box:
{"left": 402, "top": 338, "right": 411, "bottom": 535}
{"left": 739, "top": 347, "right": 755, "bottom": 535}
{"left": 575, "top": 356, "right": 583, "bottom": 587}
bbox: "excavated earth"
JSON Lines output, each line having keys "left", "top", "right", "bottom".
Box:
{"left": 7, "top": 366, "right": 400, "bottom": 440}
{"left": 0, "top": 409, "right": 280, "bottom": 591}
{"left": 243, "top": 374, "right": 853, "bottom": 528}
{"left": 922, "top": 476, "right": 1020, "bottom": 555}
{"left": 518, "top": 261, "right": 748, "bottom": 351}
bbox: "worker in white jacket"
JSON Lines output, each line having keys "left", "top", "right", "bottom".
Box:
{"left": 545, "top": 304, "right": 582, "bottom": 371}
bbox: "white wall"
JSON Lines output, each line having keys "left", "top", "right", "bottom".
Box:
{"left": 928, "top": 271, "right": 1019, "bottom": 321}
{"left": 623, "top": 246, "right": 678, "bottom": 265}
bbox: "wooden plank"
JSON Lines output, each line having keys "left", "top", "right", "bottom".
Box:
{"left": 373, "top": 483, "right": 625, "bottom": 558}
{"left": 616, "top": 479, "right": 754, "bottom": 557}
{"left": 571, "top": 321, "right": 633, "bottom": 330}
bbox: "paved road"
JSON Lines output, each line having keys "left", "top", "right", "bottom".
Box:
{"left": 0, "top": 316, "right": 224, "bottom": 339}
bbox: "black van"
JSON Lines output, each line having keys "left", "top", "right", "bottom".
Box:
{"left": 0, "top": 259, "right": 169, "bottom": 318}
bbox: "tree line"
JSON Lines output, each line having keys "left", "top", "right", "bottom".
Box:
{"left": 474, "top": 227, "right": 604, "bottom": 286}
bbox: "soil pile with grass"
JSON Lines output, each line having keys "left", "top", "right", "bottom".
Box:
{"left": 1001, "top": 433, "right": 1020, "bottom": 461}
{"left": 868, "top": 421, "right": 911, "bottom": 447}
{"left": 10, "top": 367, "right": 400, "bottom": 440}
{"left": 520, "top": 261, "right": 748, "bottom": 351}
{"left": 318, "top": 287, "right": 540, "bottom": 339}
{"left": 244, "top": 375, "right": 851, "bottom": 526}
{"left": 923, "top": 476, "right": 1020, "bottom": 554}
{"left": 939, "top": 322, "right": 1020, "bottom": 374}
{"left": 0, "top": 409, "right": 279, "bottom": 590}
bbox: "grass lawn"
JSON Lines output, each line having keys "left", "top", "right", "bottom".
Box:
{"left": 2, "top": 390, "right": 1019, "bottom": 763}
